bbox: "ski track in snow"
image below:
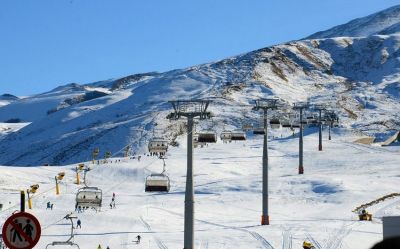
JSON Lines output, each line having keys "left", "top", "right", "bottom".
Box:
{"left": 140, "top": 216, "right": 168, "bottom": 249}
{"left": 149, "top": 206, "right": 274, "bottom": 249}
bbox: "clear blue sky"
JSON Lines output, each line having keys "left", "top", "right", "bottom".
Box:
{"left": 1, "top": 0, "right": 399, "bottom": 96}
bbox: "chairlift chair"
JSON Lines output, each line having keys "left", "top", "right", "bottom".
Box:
{"left": 291, "top": 121, "right": 300, "bottom": 128}
{"left": 145, "top": 173, "right": 170, "bottom": 192}
{"left": 194, "top": 133, "right": 206, "bottom": 148}
{"left": 220, "top": 130, "right": 232, "bottom": 141}
{"left": 253, "top": 127, "right": 265, "bottom": 135}
{"left": 300, "top": 118, "right": 308, "bottom": 125}
{"left": 282, "top": 123, "right": 292, "bottom": 128}
{"left": 269, "top": 118, "right": 281, "bottom": 129}
{"left": 281, "top": 117, "right": 292, "bottom": 128}
{"left": 75, "top": 187, "right": 102, "bottom": 210}
{"left": 197, "top": 130, "right": 217, "bottom": 143}
{"left": 242, "top": 123, "right": 253, "bottom": 131}
{"left": 148, "top": 138, "right": 168, "bottom": 154}
{"left": 46, "top": 241, "right": 80, "bottom": 249}
{"left": 305, "top": 114, "right": 317, "bottom": 124}
{"left": 231, "top": 130, "right": 246, "bottom": 141}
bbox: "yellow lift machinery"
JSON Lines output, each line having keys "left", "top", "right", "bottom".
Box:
{"left": 352, "top": 193, "right": 400, "bottom": 221}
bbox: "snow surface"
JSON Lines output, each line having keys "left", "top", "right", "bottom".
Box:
{"left": 306, "top": 5, "right": 400, "bottom": 39}
{"left": 0, "top": 128, "right": 399, "bottom": 249}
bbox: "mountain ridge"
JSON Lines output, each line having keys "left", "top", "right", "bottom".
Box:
{"left": 0, "top": 6, "right": 399, "bottom": 166}
{"left": 306, "top": 5, "right": 400, "bottom": 39}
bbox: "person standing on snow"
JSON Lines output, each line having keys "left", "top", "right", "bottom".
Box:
{"left": 76, "top": 219, "right": 81, "bottom": 229}
{"left": 97, "top": 244, "right": 102, "bottom": 249}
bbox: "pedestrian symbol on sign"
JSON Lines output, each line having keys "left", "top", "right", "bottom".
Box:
{"left": 2, "top": 212, "right": 41, "bottom": 249}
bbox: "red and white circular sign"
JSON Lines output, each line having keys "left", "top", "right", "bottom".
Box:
{"left": 2, "top": 212, "right": 41, "bottom": 249}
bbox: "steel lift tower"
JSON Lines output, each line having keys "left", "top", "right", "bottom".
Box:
{"left": 313, "top": 104, "right": 326, "bottom": 151}
{"left": 253, "top": 98, "right": 279, "bottom": 225}
{"left": 325, "top": 110, "right": 338, "bottom": 141}
{"left": 167, "top": 100, "right": 212, "bottom": 249}
{"left": 293, "top": 101, "right": 309, "bottom": 175}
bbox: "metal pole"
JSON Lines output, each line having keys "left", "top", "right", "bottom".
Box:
{"left": 299, "top": 108, "right": 304, "bottom": 174}
{"left": 318, "top": 109, "right": 322, "bottom": 151}
{"left": 184, "top": 116, "right": 194, "bottom": 249}
{"left": 329, "top": 122, "right": 332, "bottom": 140}
{"left": 20, "top": 190, "right": 25, "bottom": 212}
{"left": 262, "top": 109, "right": 269, "bottom": 225}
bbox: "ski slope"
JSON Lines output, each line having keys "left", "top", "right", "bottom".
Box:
{"left": 0, "top": 128, "right": 399, "bottom": 249}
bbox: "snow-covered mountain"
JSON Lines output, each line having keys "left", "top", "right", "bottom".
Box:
{"left": 0, "top": 5, "right": 399, "bottom": 166}
{"left": 0, "top": 93, "right": 19, "bottom": 108}
{"left": 306, "top": 5, "right": 400, "bottom": 39}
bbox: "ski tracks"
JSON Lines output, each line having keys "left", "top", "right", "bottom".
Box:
{"left": 281, "top": 229, "right": 292, "bottom": 249}
{"left": 149, "top": 206, "right": 274, "bottom": 249}
{"left": 139, "top": 216, "right": 168, "bottom": 249}
{"left": 323, "top": 224, "right": 351, "bottom": 249}
{"left": 247, "top": 230, "right": 275, "bottom": 249}
{"left": 306, "top": 233, "right": 323, "bottom": 249}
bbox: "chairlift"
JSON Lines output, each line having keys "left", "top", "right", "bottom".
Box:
{"left": 75, "top": 187, "right": 102, "bottom": 210}
{"left": 242, "top": 123, "right": 253, "bottom": 131}
{"left": 193, "top": 133, "right": 206, "bottom": 148}
{"left": 231, "top": 130, "right": 246, "bottom": 141}
{"left": 46, "top": 241, "right": 80, "bottom": 249}
{"left": 300, "top": 120, "right": 308, "bottom": 125}
{"left": 46, "top": 214, "right": 80, "bottom": 249}
{"left": 253, "top": 127, "right": 265, "bottom": 135}
{"left": 220, "top": 130, "right": 232, "bottom": 141}
{"left": 269, "top": 118, "right": 281, "bottom": 129}
{"left": 145, "top": 173, "right": 171, "bottom": 192}
{"left": 197, "top": 130, "right": 217, "bottom": 143}
{"left": 145, "top": 158, "right": 170, "bottom": 192}
{"left": 291, "top": 121, "right": 301, "bottom": 128}
{"left": 148, "top": 138, "right": 168, "bottom": 154}
{"left": 280, "top": 117, "right": 291, "bottom": 128}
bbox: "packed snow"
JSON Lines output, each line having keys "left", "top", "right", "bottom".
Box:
{"left": 0, "top": 127, "right": 399, "bottom": 248}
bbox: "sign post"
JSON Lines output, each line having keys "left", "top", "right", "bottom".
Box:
{"left": 2, "top": 212, "right": 41, "bottom": 249}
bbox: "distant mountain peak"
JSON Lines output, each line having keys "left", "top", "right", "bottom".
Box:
{"left": 306, "top": 5, "right": 400, "bottom": 39}
{"left": 0, "top": 93, "right": 19, "bottom": 100}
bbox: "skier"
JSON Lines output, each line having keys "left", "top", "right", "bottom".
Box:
{"left": 76, "top": 219, "right": 81, "bottom": 229}
{"left": 135, "top": 235, "right": 141, "bottom": 244}
{"left": 97, "top": 245, "right": 102, "bottom": 249}
{"left": 46, "top": 202, "right": 51, "bottom": 209}
{"left": 106, "top": 247, "right": 110, "bottom": 249}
